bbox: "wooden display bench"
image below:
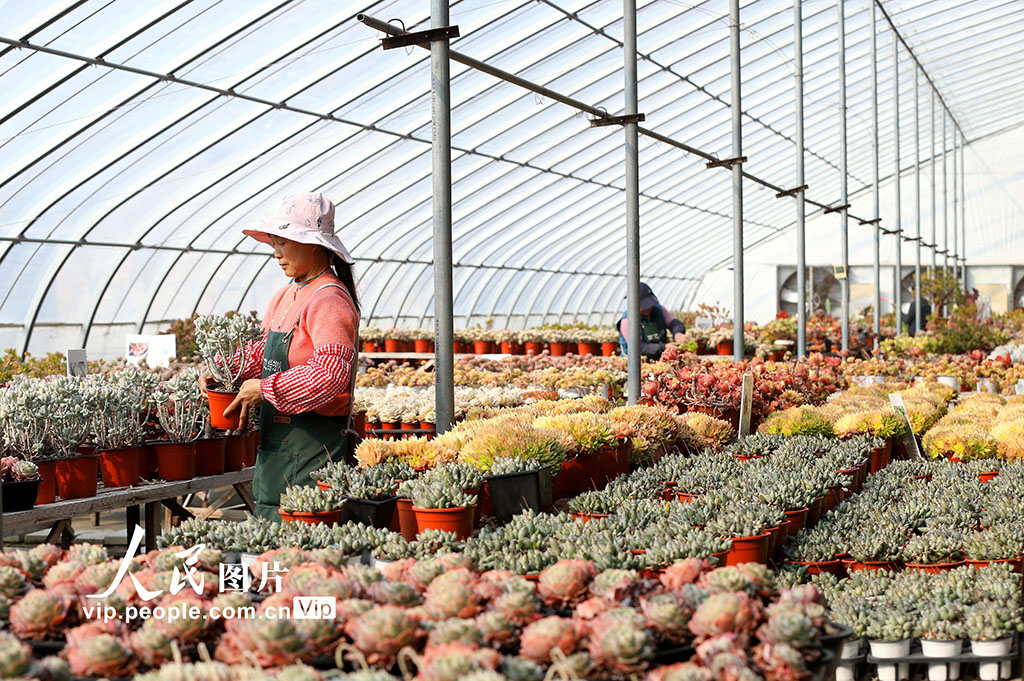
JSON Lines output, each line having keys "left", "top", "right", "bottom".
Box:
{"left": 1, "top": 468, "right": 255, "bottom": 552}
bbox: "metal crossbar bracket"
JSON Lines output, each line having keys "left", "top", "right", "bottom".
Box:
{"left": 905, "top": 236, "right": 922, "bottom": 242}
{"left": 823, "top": 203, "right": 851, "bottom": 214}
{"left": 381, "top": 25, "right": 459, "bottom": 50}
{"left": 589, "top": 113, "right": 646, "bottom": 127}
{"left": 775, "top": 184, "right": 808, "bottom": 199}
{"left": 705, "top": 156, "right": 746, "bottom": 169}
{"left": 858, "top": 218, "right": 882, "bottom": 226}
{"left": 880, "top": 227, "right": 901, "bottom": 235}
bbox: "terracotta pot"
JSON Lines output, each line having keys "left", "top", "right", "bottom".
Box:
{"left": 206, "top": 389, "right": 240, "bottom": 431}
{"left": 965, "top": 557, "right": 1024, "bottom": 573}
{"left": 553, "top": 451, "right": 602, "bottom": 498}
{"left": 400, "top": 422, "right": 417, "bottom": 439}
{"left": 413, "top": 339, "right": 434, "bottom": 353}
{"left": 784, "top": 507, "right": 809, "bottom": 537}
{"left": 725, "top": 533, "right": 769, "bottom": 565}
{"left": 979, "top": 471, "right": 999, "bottom": 484}
{"left": 576, "top": 342, "right": 600, "bottom": 356}
{"left": 807, "top": 495, "right": 827, "bottom": 527}
{"left": 383, "top": 339, "right": 401, "bottom": 353}
{"left": 473, "top": 340, "right": 491, "bottom": 354}
{"left": 525, "top": 341, "right": 543, "bottom": 356}
{"left": 243, "top": 430, "right": 258, "bottom": 467}
{"left": 904, "top": 561, "right": 964, "bottom": 573}
{"left": 154, "top": 441, "right": 196, "bottom": 481}
{"left": 396, "top": 498, "right": 418, "bottom": 541}
{"left": 601, "top": 342, "right": 619, "bottom": 356}
{"left": 499, "top": 341, "right": 518, "bottom": 355}
{"left": 99, "top": 446, "right": 142, "bottom": 488}
{"left": 56, "top": 455, "right": 99, "bottom": 499}
{"left": 195, "top": 437, "right": 226, "bottom": 476}
{"left": 279, "top": 509, "right": 343, "bottom": 526}
{"left": 787, "top": 559, "right": 843, "bottom": 577}
{"left": 35, "top": 460, "right": 57, "bottom": 504}
{"left": 847, "top": 560, "right": 898, "bottom": 572}
{"left": 677, "top": 491, "right": 701, "bottom": 503}
{"left": 381, "top": 422, "right": 400, "bottom": 440}
{"left": 716, "top": 340, "right": 734, "bottom": 356}
{"left": 362, "top": 340, "right": 379, "bottom": 353}
{"left": 412, "top": 505, "right": 475, "bottom": 540}
{"left": 548, "top": 342, "right": 567, "bottom": 356}
{"left": 419, "top": 422, "right": 435, "bottom": 440}
{"left": 571, "top": 512, "right": 610, "bottom": 522}
{"left": 223, "top": 435, "right": 245, "bottom": 472}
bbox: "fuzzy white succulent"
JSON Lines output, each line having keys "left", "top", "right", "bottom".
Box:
{"left": 194, "top": 313, "right": 262, "bottom": 392}
{"left": 151, "top": 367, "right": 208, "bottom": 442}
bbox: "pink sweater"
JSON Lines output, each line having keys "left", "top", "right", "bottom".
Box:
{"left": 238, "top": 271, "right": 357, "bottom": 417}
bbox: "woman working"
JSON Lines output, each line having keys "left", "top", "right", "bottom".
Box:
{"left": 200, "top": 192, "right": 359, "bottom": 521}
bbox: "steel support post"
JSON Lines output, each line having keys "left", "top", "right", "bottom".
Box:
{"left": 892, "top": 36, "right": 901, "bottom": 335}
{"left": 952, "top": 127, "right": 958, "bottom": 281}
{"left": 794, "top": 0, "right": 806, "bottom": 358}
{"left": 430, "top": 0, "right": 455, "bottom": 433}
{"left": 624, "top": 0, "right": 642, "bottom": 403}
{"left": 838, "top": 0, "right": 849, "bottom": 351}
{"left": 930, "top": 92, "right": 937, "bottom": 272}
{"left": 960, "top": 140, "right": 967, "bottom": 290}
{"left": 870, "top": 1, "right": 880, "bottom": 347}
{"left": 730, "top": 0, "right": 745, "bottom": 362}
{"left": 942, "top": 114, "right": 948, "bottom": 273}
{"left": 913, "top": 69, "right": 922, "bottom": 335}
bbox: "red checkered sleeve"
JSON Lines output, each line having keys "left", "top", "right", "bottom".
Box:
{"left": 235, "top": 332, "right": 267, "bottom": 382}
{"left": 260, "top": 343, "right": 354, "bottom": 415}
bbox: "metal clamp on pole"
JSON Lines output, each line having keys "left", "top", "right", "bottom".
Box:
{"left": 775, "top": 184, "right": 808, "bottom": 199}
{"left": 705, "top": 156, "right": 746, "bottom": 169}
{"left": 880, "top": 227, "right": 901, "bottom": 236}
{"left": 379, "top": 25, "right": 459, "bottom": 50}
{"left": 859, "top": 217, "right": 882, "bottom": 226}
{"left": 824, "top": 203, "right": 851, "bottom": 214}
{"left": 589, "top": 113, "right": 645, "bottom": 127}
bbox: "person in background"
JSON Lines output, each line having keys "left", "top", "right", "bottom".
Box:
{"left": 616, "top": 282, "right": 686, "bottom": 359}
{"left": 902, "top": 283, "right": 932, "bottom": 336}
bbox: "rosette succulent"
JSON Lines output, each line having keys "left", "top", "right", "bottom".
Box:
{"left": 519, "top": 616, "right": 578, "bottom": 664}
{"left": 689, "top": 592, "right": 761, "bottom": 639}
{"left": 537, "top": 559, "right": 595, "bottom": 608}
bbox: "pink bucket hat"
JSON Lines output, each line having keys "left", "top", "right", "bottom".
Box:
{"left": 243, "top": 192, "right": 355, "bottom": 264}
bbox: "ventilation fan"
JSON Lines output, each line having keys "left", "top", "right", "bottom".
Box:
{"left": 778, "top": 266, "right": 842, "bottom": 317}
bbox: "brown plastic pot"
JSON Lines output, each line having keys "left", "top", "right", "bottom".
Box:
{"left": 243, "top": 430, "right": 258, "bottom": 467}
{"left": 154, "top": 441, "right": 196, "bottom": 481}
{"left": 412, "top": 505, "right": 474, "bottom": 540}
{"left": 384, "top": 339, "right": 401, "bottom": 353}
{"left": 56, "top": 455, "right": 99, "bottom": 499}
{"left": 396, "top": 498, "right": 418, "bottom": 541}
{"left": 206, "top": 389, "right": 240, "bottom": 431}
{"left": 223, "top": 434, "right": 245, "bottom": 472}
{"left": 725, "top": 533, "right": 769, "bottom": 565}
{"left": 35, "top": 460, "right": 57, "bottom": 504}
{"left": 784, "top": 507, "right": 809, "bottom": 537}
{"left": 99, "top": 446, "right": 142, "bottom": 488}
{"left": 195, "top": 437, "right": 226, "bottom": 476}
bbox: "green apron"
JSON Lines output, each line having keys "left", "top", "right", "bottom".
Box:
{"left": 616, "top": 306, "right": 669, "bottom": 354}
{"left": 252, "top": 283, "right": 352, "bottom": 522}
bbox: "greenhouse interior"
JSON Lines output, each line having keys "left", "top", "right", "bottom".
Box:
{"left": 2, "top": 0, "right": 1024, "bottom": 680}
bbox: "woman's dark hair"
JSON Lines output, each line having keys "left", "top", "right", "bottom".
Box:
{"left": 327, "top": 251, "right": 360, "bottom": 313}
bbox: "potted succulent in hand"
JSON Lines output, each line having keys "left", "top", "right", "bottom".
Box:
{"left": 1, "top": 458, "right": 42, "bottom": 512}
{"left": 485, "top": 456, "right": 552, "bottom": 522}
{"left": 408, "top": 480, "right": 477, "bottom": 540}
{"left": 278, "top": 485, "right": 346, "bottom": 525}
{"left": 195, "top": 313, "right": 262, "bottom": 430}
{"left": 150, "top": 368, "right": 208, "bottom": 481}
{"left": 918, "top": 611, "right": 965, "bottom": 681}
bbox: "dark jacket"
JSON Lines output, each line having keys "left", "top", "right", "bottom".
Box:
{"left": 902, "top": 297, "right": 932, "bottom": 336}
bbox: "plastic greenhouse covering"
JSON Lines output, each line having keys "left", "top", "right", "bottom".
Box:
{"left": 1, "top": 0, "right": 1022, "bottom": 358}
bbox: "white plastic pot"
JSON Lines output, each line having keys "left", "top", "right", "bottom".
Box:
{"left": 240, "top": 551, "right": 259, "bottom": 572}
{"left": 837, "top": 638, "right": 864, "bottom": 681}
{"left": 937, "top": 376, "right": 960, "bottom": 391}
{"left": 920, "top": 638, "right": 963, "bottom": 681}
{"left": 870, "top": 639, "right": 911, "bottom": 681}
{"left": 971, "top": 637, "right": 1013, "bottom": 680}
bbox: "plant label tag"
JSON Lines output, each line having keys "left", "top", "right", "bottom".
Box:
{"left": 739, "top": 374, "right": 754, "bottom": 437}
{"left": 66, "top": 348, "right": 87, "bottom": 377}
{"left": 1016, "top": 379, "right": 1024, "bottom": 395}
{"left": 888, "top": 393, "right": 922, "bottom": 459}
{"left": 695, "top": 316, "right": 713, "bottom": 329}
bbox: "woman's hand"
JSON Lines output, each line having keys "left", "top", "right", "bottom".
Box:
{"left": 223, "top": 378, "right": 263, "bottom": 429}
{"left": 673, "top": 332, "right": 686, "bottom": 344}
{"left": 198, "top": 371, "right": 214, "bottom": 394}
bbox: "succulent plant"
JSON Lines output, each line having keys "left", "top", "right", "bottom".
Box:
{"left": 0, "top": 457, "right": 39, "bottom": 482}
{"left": 0, "top": 631, "right": 33, "bottom": 678}
{"left": 9, "top": 588, "right": 70, "bottom": 639}
{"left": 499, "top": 656, "right": 546, "bottom": 681}
{"left": 0, "top": 566, "right": 28, "bottom": 600}
{"left": 426, "top": 617, "right": 485, "bottom": 648}
{"left": 537, "top": 559, "right": 595, "bottom": 608}
{"left": 492, "top": 589, "right": 540, "bottom": 624}
{"left": 195, "top": 313, "right": 263, "bottom": 392}
{"left": 343, "top": 604, "right": 421, "bottom": 666}
{"left": 646, "top": 661, "right": 713, "bottom": 681}
{"left": 279, "top": 484, "right": 345, "bottom": 513}
{"left": 423, "top": 568, "right": 482, "bottom": 619}
{"left": 129, "top": 624, "right": 175, "bottom": 668}
{"left": 587, "top": 612, "right": 653, "bottom": 674}
{"left": 415, "top": 642, "right": 500, "bottom": 681}
{"left": 65, "top": 630, "right": 134, "bottom": 678}
{"left": 151, "top": 367, "right": 208, "bottom": 442}
{"left": 365, "top": 579, "right": 421, "bottom": 606}
{"left": 476, "top": 609, "right": 519, "bottom": 647}
{"left": 689, "top": 592, "right": 762, "bottom": 639}
{"left": 488, "top": 456, "right": 543, "bottom": 475}
{"left": 641, "top": 591, "right": 696, "bottom": 642}
{"left": 408, "top": 480, "right": 477, "bottom": 509}
{"left": 519, "top": 615, "right": 578, "bottom": 664}
{"left": 65, "top": 543, "right": 109, "bottom": 566}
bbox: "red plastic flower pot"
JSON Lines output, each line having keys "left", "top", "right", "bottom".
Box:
{"left": 499, "top": 341, "right": 515, "bottom": 354}
{"left": 380, "top": 422, "right": 400, "bottom": 441}
{"left": 412, "top": 505, "right": 474, "bottom": 540}
{"left": 784, "top": 507, "right": 809, "bottom": 537}
{"left": 548, "top": 342, "right": 567, "bottom": 356}
{"left": 787, "top": 559, "right": 843, "bottom": 577}
{"left": 472, "top": 340, "right": 491, "bottom": 354}
{"left": 847, "top": 560, "right": 898, "bottom": 573}
{"left": 384, "top": 338, "right": 401, "bottom": 352}
{"left": 601, "top": 342, "right": 618, "bottom": 356}
{"left": 362, "top": 340, "right": 379, "bottom": 353}
{"left": 223, "top": 434, "right": 245, "bottom": 472}
{"left": 419, "top": 422, "right": 435, "bottom": 440}
{"left": 243, "top": 431, "right": 258, "bottom": 467}
{"left": 279, "top": 509, "right": 343, "bottom": 526}
{"left": 316, "top": 480, "right": 331, "bottom": 491}
{"left": 154, "top": 441, "right": 196, "bottom": 481}
{"left": 725, "top": 533, "right": 769, "bottom": 565}
{"left": 596, "top": 445, "right": 619, "bottom": 486}
{"left": 206, "top": 389, "right": 240, "bottom": 431}
{"left": 965, "top": 557, "right": 1024, "bottom": 573}
{"left": 35, "top": 460, "right": 57, "bottom": 505}
{"left": 195, "top": 437, "right": 226, "bottom": 477}
{"left": 576, "top": 342, "right": 600, "bottom": 356}
{"left": 525, "top": 341, "right": 543, "bottom": 356}
{"left": 553, "top": 451, "right": 601, "bottom": 498}
{"left": 396, "top": 498, "right": 418, "bottom": 541}
{"left": 806, "top": 495, "right": 827, "bottom": 527}
{"left": 716, "top": 340, "right": 734, "bottom": 356}
{"left": 677, "top": 491, "right": 701, "bottom": 503}
{"left": 904, "top": 561, "right": 965, "bottom": 574}
{"left": 413, "top": 339, "right": 434, "bottom": 353}
{"left": 571, "top": 512, "right": 610, "bottom": 522}
{"left": 99, "top": 446, "right": 141, "bottom": 488}
{"left": 979, "top": 471, "right": 999, "bottom": 483}
{"left": 400, "top": 422, "right": 417, "bottom": 438}
{"left": 56, "top": 455, "right": 99, "bottom": 499}
{"left": 462, "top": 487, "right": 484, "bottom": 527}
{"left": 453, "top": 340, "right": 466, "bottom": 354}
{"left": 353, "top": 412, "right": 367, "bottom": 439}
{"left": 614, "top": 439, "right": 632, "bottom": 478}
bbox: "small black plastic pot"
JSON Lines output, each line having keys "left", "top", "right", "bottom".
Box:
{"left": 344, "top": 495, "right": 398, "bottom": 529}
{"left": 3, "top": 478, "right": 41, "bottom": 512}
{"left": 485, "top": 468, "right": 552, "bottom": 522}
